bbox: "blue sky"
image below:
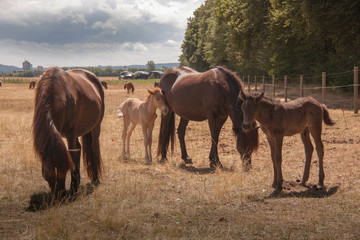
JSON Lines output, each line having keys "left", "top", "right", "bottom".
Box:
{"left": 0, "top": 0, "right": 204, "bottom": 68}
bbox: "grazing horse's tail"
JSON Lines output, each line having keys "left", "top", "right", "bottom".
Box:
{"left": 322, "top": 104, "right": 335, "bottom": 126}
{"left": 32, "top": 70, "right": 74, "bottom": 181}
{"left": 157, "top": 111, "right": 175, "bottom": 158}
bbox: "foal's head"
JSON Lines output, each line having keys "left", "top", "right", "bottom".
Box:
{"left": 238, "top": 91, "right": 264, "bottom": 132}
{"left": 147, "top": 87, "right": 169, "bottom": 115}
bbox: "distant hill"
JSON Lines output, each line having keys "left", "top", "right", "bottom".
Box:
{"left": 0, "top": 64, "right": 22, "bottom": 73}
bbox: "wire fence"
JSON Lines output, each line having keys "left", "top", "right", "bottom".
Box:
{"left": 242, "top": 67, "right": 359, "bottom": 114}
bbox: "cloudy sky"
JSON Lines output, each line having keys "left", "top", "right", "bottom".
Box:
{"left": 0, "top": 0, "right": 204, "bottom": 68}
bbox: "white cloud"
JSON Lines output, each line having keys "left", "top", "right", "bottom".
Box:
{"left": 0, "top": 0, "right": 204, "bottom": 67}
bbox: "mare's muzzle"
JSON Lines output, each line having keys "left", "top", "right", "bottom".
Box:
{"left": 242, "top": 123, "right": 252, "bottom": 132}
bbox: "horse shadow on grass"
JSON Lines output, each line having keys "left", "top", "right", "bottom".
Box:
{"left": 179, "top": 163, "right": 235, "bottom": 175}
{"left": 266, "top": 184, "right": 340, "bottom": 199}
{"left": 26, "top": 183, "right": 96, "bottom": 212}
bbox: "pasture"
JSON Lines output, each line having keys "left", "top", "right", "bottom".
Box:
{"left": 0, "top": 81, "right": 360, "bottom": 239}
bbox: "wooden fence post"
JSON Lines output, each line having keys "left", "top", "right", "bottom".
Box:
{"left": 284, "top": 75, "right": 288, "bottom": 102}
{"left": 300, "top": 75, "right": 304, "bottom": 97}
{"left": 254, "top": 76, "right": 257, "bottom": 92}
{"left": 247, "top": 75, "right": 250, "bottom": 92}
{"left": 322, "top": 72, "right": 326, "bottom": 104}
{"left": 272, "top": 75, "right": 275, "bottom": 98}
{"left": 355, "top": 67, "right": 359, "bottom": 114}
{"left": 262, "top": 75, "right": 265, "bottom": 93}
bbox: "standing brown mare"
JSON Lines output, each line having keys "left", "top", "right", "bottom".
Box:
{"left": 157, "top": 66, "right": 259, "bottom": 169}
{"left": 33, "top": 67, "right": 105, "bottom": 198}
{"left": 117, "top": 87, "right": 169, "bottom": 164}
{"left": 29, "top": 80, "right": 36, "bottom": 89}
{"left": 238, "top": 91, "right": 335, "bottom": 191}
{"left": 124, "top": 81, "right": 135, "bottom": 93}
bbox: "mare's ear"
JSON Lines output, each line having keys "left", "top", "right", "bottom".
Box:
{"left": 256, "top": 92, "right": 264, "bottom": 103}
{"left": 148, "top": 89, "right": 154, "bottom": 95}
{"left": 239, "top": 90, "right": 246, "bottom": 100}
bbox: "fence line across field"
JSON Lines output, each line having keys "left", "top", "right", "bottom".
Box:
{"left": 243, "top": 67, "right": 359, "bottom": 114}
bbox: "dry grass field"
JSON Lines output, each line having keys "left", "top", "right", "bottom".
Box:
{"left": 0, "top": 81, "right": 360, "bottom": 239}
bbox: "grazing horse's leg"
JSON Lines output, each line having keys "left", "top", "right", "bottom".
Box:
{"left": 207, "top": 114, "right": 227, "bottom": 168}
{"left": 126, "top": 122, "right": 136, "bottom": 156}
{"left": 68, "top": 136, "right": 81, "bottom": 195}
{"left": 177, "top": 117, "right": 192, "bottom": 164}
{"left": 274, "top": 134, "right": 284, "bottom": 191}
{"left": 42, "top": 161, "right": 56, "bottom": 195}
{"left": 300, "top": 128, "right": 314, "bottom": 186}
{"left": 90, "top": 126, "right": 102, "bottom": 185}
{"left": 310, "top": 126, "right": 325, "bottom": 187}
{"left": 266, "top": 136, "right": 277, "bottom": 188}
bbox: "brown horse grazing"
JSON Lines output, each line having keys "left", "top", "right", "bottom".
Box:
{"left": 0, "top": 80, "right": 2, "bottom": 87}
{"left": 29, "top": 80, "right": 36, "bottom": 89}
{"left": 117, "top": 87, "right": 169, "bottom": 164}
{"left": 101, "top": 81, "right": 108, "bottom": 89}
{"left": 124, "top": 81, "right": 135, "bottom": 93}
{"left": 238, "top": 91, "right": 335, "bottom": 191}
{"left": 157, "top": 66, "right": 259, "bottom": 169}
{"left": 32, "top": 67, "right": 105, "bottom": 198}
{"left": 154, "top": 81, "right": 159, "bottom": 88}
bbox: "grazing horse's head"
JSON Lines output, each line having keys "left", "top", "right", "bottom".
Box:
{"left": 147, "top": 87, "right": 169, "bottom": 115}
{"left": 238, "top": 91, "right": 264, "bottom": 132}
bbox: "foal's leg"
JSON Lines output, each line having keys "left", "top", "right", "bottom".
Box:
{"left": 310, "top": 127, "right": 325, "bottom": 187}
{"left": 177, "top": 117, "right": 192, "bottom": 164}
{"left": 266, "top": 136, "right": 277, "bottom": 188}
{"left": 300, "top": 128, "right": 314, "bottom": 186}
{"left": 207, "top": 114, "right": 227, "bottom": 168}
{"left": 142, "top": 123, "right": 151, "bottom": 164}
{"left": 67, "top": 136, "right": 81, "bottom": 195}
{"left": 147, "top": 123, "right": 155, "bottom": 164}
{"left": 274, "top": 134, "right": 284, "bottom": 191}
{"left": 122, "top": 116, "right": 130, "bottom": 156}
{"left": 126, "top": 122, "right": 136, "bottom": 156}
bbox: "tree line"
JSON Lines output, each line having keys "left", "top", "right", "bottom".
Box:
{"left": 3, "top": 61, "right": 164, "bottom": 78}
{"left": 179, "top": 0, "right": 360, "bottom": 86}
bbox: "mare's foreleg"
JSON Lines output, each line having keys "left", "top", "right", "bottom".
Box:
{"left": 207, "top": 115, "right": 227, "bottom": 169}
{"left": 177, "top": 117, "right": 192, "bottom": 164}
{"left": 67, "top": 136, "right": 81, "bottom": 195}
{"left": 300, "top": 128, "right": 314, "bottom": 186}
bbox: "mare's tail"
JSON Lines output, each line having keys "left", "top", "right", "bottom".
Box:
{"left": 322, "top": 104, "right": 335, "bottom": 126}
{"left": 82, "top": 131, "right": 102, "bottom": 183}
{"left": 32, "top": 70, "right": 74, "bottom": 177}
{"left": 157, "top": 111, "right": 175, "bottom": 158}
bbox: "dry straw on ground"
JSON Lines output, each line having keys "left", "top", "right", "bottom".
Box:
{"left": 0, "top": 82, "right": 359, "bottom": 239}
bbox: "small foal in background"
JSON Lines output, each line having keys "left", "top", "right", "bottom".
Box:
{"left": 117, "top": 87, "right": 169, "bottom": 164}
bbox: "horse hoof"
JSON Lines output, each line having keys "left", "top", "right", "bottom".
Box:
{"left": 209, "top": 161, "right": 223, "bottom": 170}
{"left": 158, "top": 158, "right": 167, "bottom": 164}
{"left": 183, "top": 157, "right": 193, "bottom": 165}
{"left": 91, "top": 179, "right": 100, "bottom": 187}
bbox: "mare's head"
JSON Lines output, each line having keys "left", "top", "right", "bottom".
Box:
{"left": 123, "top": 83, "right": 127, "bottom": 89}
{"left": 154, "top": 81, "right": 159, "bottom": 88}
{"left": 147, "top": 87, "right": 169, "bottom": 115}
{"left": 237, "top": 91, "right": 264, "bottom": 132}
